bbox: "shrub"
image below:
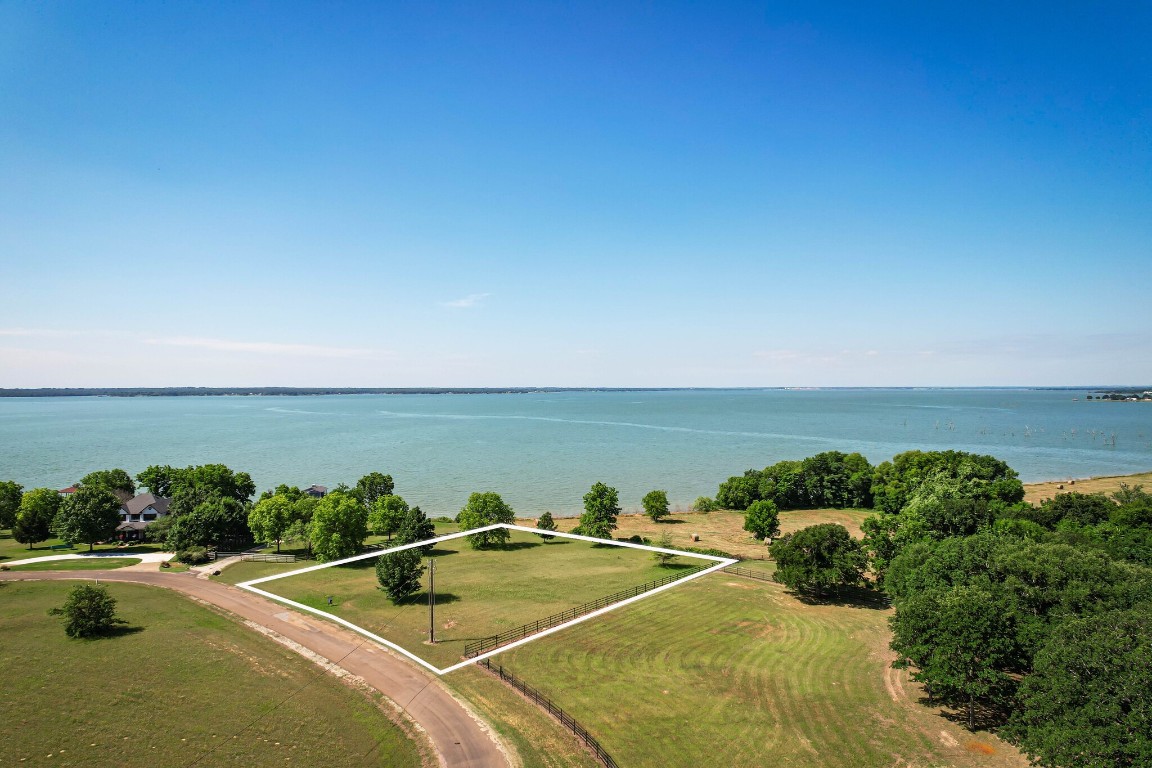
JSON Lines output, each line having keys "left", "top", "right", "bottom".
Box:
{"left": 49, "top": 584, "right": 125, "bottom": 638}
{"left": 176, "top": 547, "right": 210, "bottom": 565}
{"left": 692, "top": 496, "right": 717, "bottom": 512}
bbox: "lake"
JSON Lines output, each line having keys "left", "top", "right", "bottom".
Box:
{"left": 1, "top": 389, "right": 1150, "bottom": 516}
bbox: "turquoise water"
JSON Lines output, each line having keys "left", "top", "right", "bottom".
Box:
{"left": 1, "top": 389, "right": 1150, "bottom": 517}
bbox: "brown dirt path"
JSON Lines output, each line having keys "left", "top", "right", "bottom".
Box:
{"left": 0, "top": 570, "right": 509, "bottom": 768}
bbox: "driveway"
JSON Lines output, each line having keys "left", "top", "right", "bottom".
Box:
{"left": 0, "top": 570, "right": 509, "bottom": 768}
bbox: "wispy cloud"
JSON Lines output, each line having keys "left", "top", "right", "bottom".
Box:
{"left": 142, "top": 336, "right": 374, "bottom": 359}
{"left": 0, "top": 328, "right": 85, "bottom": 338}
{"left": 440, "top": 292, "right": 490, "bottom": 309}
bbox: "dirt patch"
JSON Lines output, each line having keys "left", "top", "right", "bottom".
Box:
{"left": 966, "top": 741, "right": 996, "bottom": 755}
{"left": 939, "top": 731, "right": 958, "bottom": 747}
{"left": 723, "top": 581, "right": 756, "bottom": 589}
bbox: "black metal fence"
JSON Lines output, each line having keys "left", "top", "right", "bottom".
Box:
{"left": 479, "top": 659, "right": 619, "bottom": 768}
{"left": 464, "top": 564, "right": 707, "bottom": 657}
{"left": 723, "top": 565, "right": 774, "bottom": 582}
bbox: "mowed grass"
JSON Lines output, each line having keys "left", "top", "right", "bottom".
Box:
{"left": 522, "top": 508, "right": 871, "bottom": 561}
{"left": 3, "top": 557, "right": 141, "bottom": 571}
{"left": 258, "top": 530, "right": 712, "bottom": 668}
{"left": 0, "top": 531, "right": 165, "bottom": 563}
{"left": 0, "top": 581, "right": 425, "bottom": 768}
{"left": 490, "top": 573, "right": 1028, "bottom": 768}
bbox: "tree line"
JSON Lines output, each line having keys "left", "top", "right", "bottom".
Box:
{"left": 714, "top": 449, "right": 1151, "bottom": 767}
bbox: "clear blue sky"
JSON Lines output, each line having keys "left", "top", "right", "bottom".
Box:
{"left": 2, "top": 2, "right": 1149, "bottom": 387}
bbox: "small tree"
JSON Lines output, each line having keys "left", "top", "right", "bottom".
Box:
{"left": 49, "top": 584, "right": 125, "bottom": 638}
{"left": 355, "top": 472, "right": 395, "bottom": 510}
{"left": 308, "top": 492, "right": 369, "bottom": 562}
{"left": 395, "top": 505, "right": 436, "bottom": 552}
{"left": 369, "top": 494, "right": 409, "bottom": 540}
{"left": 457, "top": 492, "right": 515, "bottom": 549}
{"left": 53, "top": 486, "right": 122, "bottom": 551}
{"left": 536, "top": 511, "right": 557, "bottom": 542}
{"left": 743, "top": 499, "right": 780, "bottom": 542}
{"left": 642, "top": 490, "right": 670, "bottom": 522}
{"left": 375, "top": 548, "right": 426, "bottom": 603}
{"left": 79, "top": 469, "right": 136, "bottom": 503}
{"left": 653, "top": 530, "right": 678, "bottom": 567}
{"left": 248, "top": 494, "right": 295, "bottom": 552}
{"left": 691, "top": 496, "right": 717, "bottom": 513}
{"left": 13, "top": 488, "right": 60, "bottom": 549}
{"left": 579, "top": 482, "right": 620, "bottom": 540}
{"left": 769, "top": 523, "right": 867, "bottom": 597}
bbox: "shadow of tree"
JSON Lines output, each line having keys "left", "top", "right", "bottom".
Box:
{"left": 790, "top": 584, "right": 891, "bottom": 610}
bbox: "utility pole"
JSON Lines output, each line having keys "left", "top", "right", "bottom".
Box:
{"left": 428, "top": 557, "right": 436, "bottom": 644}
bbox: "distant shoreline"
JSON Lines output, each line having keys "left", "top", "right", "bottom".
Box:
{"left": 1, "top": 385, "right": 1147, "bottom": 398}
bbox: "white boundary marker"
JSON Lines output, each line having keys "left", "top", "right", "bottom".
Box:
{"left": 238, "top": 523, "right": 738, "bottom": 675}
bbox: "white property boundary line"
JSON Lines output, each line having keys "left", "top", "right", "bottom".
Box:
{"left": 238, "top": 523, "right": 738, "bottom": 675}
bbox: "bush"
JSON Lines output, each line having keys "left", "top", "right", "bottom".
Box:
{"left": 692, "top": 496, "right": 717, "bottom": 512}
{"left": 49, "top": 584, "right": 125, "bottom": 638}
{"left": 176, "top": 547, "right": 210, "bottom": 565}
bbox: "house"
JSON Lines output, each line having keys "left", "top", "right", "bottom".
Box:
{"left": 115, "top": 492, "right": 172, "bottom": 542}
{"left": 303, "top": 484, "right": 328, "bottom": 499}
{"left": 58, "top": 485, "right": 78, "bottom": 496}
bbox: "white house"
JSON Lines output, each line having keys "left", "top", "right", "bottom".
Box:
{"left": 116, "top": 493, "right": 172, "bottom": 541}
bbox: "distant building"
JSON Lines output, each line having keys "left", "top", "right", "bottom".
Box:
{"left": 58, "top": 485, "right": 78, "bottom": 496}
{"left": 115, "top": 492, "right": 172, "bottom": 542}
{"left": 303, "top": 484, "right": 328, "bottom": 499}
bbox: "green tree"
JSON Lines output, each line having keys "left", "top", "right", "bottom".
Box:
{"left": 49, "top": 584, "right": 125, "bottom": 638}
{"left": 355, "top": 472, "right": 395, "bottom": 510}
{"left": 1007, "top": 607, "right": 1152, "bottom": 768}
{"left": 870, "top": 450, "right": 1024, "bottom": 515}
{"left": 890, "top": 585, "right": 1018, "bottom": 730}
{"left": 691, "top": 496, "right": 717, "bottom": 512}
{"left": 166, "top": 496, "right": 250, "bottom": 552}
{"left": 394, "top": 505, "right": 436, "bottom": 552}
{"left": 769, "top": 523, "right": 867, "bottom": 597}
{"left": 799, "top": 451, "right": 874, "bottom": 508}
{"left": 715, "top": 474, "right": 759, "bottom": 510}
{"left": 653, "top": 530, "right": 678, "bottom": 566}
{"left": 369, "top": 494, "right": 409, "bottom": 540}
{"left": 79, "top": 469, "right": 136, "bottom": 503}
{"left": 309, "top": 492, "right": 369, "bottom": 562}
{"left": 135, "top": 465, "right": 177, "bottom": 496}
{"left": 536, "top": 511, "right": 557, "bottom": 542}
{"left": 53, "top": 486, "right": 122, "bottom": 551}
{"left": 458, "top": 491, "right": 515, "bottom": 549}
{"left": 375, "top": 548, "right": 426, "bottom": 603}
{"left": 248, "top": 494, "right": 298, "bottom": 552}
{"left": 743, "top": 499, "right": 780, "bottom": 541}
{"left": 642, "top": 490, "right": 670, "bottom": 522}
{"left": 0, "top": 480, "right": 23, "bottom": 529}
{"left": 13, "top": 488, "right": 60, "bottom": 549}
{"left": 579, "top": 482, "right": 620, "bottom": 540}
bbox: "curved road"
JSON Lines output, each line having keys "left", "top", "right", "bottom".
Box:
{"left": 0, "top": 570, "right": 508, "bottom": 768}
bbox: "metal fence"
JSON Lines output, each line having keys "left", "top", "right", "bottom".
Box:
{"left": 479, "top": 659, "right": 619, "bottom": 768}
{"left": 464, "top": 564, "right": 707, "bottom": 657}
{"left": 723, "top": 565, "right": 774, "bottom": 582}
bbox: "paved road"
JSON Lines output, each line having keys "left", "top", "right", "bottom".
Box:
{"left": 0, "top": 570, "right": 509, "bottom": 768}
{"left": 2, "top": 551, "right": 175, "bottom": 566}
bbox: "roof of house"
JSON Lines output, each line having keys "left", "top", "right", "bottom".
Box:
{"left": 58, "top": 486, "right": 78, "bottom": 494}
{"left": 122, "top": 493, "right": 171, "bottom": 516}
{"left": 116, "top": 521, "right": 150, "bottom": 531}
{"left": 304, "top": 484, "right": 327, "bottom": 495}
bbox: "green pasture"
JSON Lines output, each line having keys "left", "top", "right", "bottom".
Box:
{"left": 256, "top": 529, "right": 711, "bottom": 668}
{"left": 0, "top": 580, "right": 424, "bottom": 768}
{"left": 3, "top": 557, "right": 142, "bottom": 571}
{"left": 489, "top": 571, "right": 1026, "bottom": 768}
{"left": 0, "top": 530, "right": 165, "bottom": 563}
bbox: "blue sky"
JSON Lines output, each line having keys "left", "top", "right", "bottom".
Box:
{"left": 1, "top": 1, "right": 1149, "bottom": 387}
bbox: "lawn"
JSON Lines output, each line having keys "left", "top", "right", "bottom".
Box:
{"left": 3, "top": 557, "right": 142, "bottom": 571}
{"left": 487, "top": 570, "right": 1029, "bottom": 768}
{"left": 0, "top": 531, "right": 165, "bottom": 563}
{"left": 519, "top": 508, "right": 871, "bottom": 560}
{"left": 255, "top": 529, "right": 712, "bottom": 668}
{"left": 0, "top": 580, "right": 426, "bottom": 768}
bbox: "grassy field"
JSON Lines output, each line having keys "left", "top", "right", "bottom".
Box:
{"left": 487, "top": 570, "right": 1027, "bottom": 768}
{"left": 3, "top": 557, "right": 142, "bottom": 571}
{"left": 256, "top": 529, "right": 712, "bottom": 668}
{"left": 1023, "top": 469, "right": 1152, "bottom": 504}
{"left": 0, "top": 531, "right": 165, "bottom": 563}
{"left": 0, "top": 581, "right": 425, "bottom": 768}
{"left": 514, "top": 508, "right": 871, "bottom": 560}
